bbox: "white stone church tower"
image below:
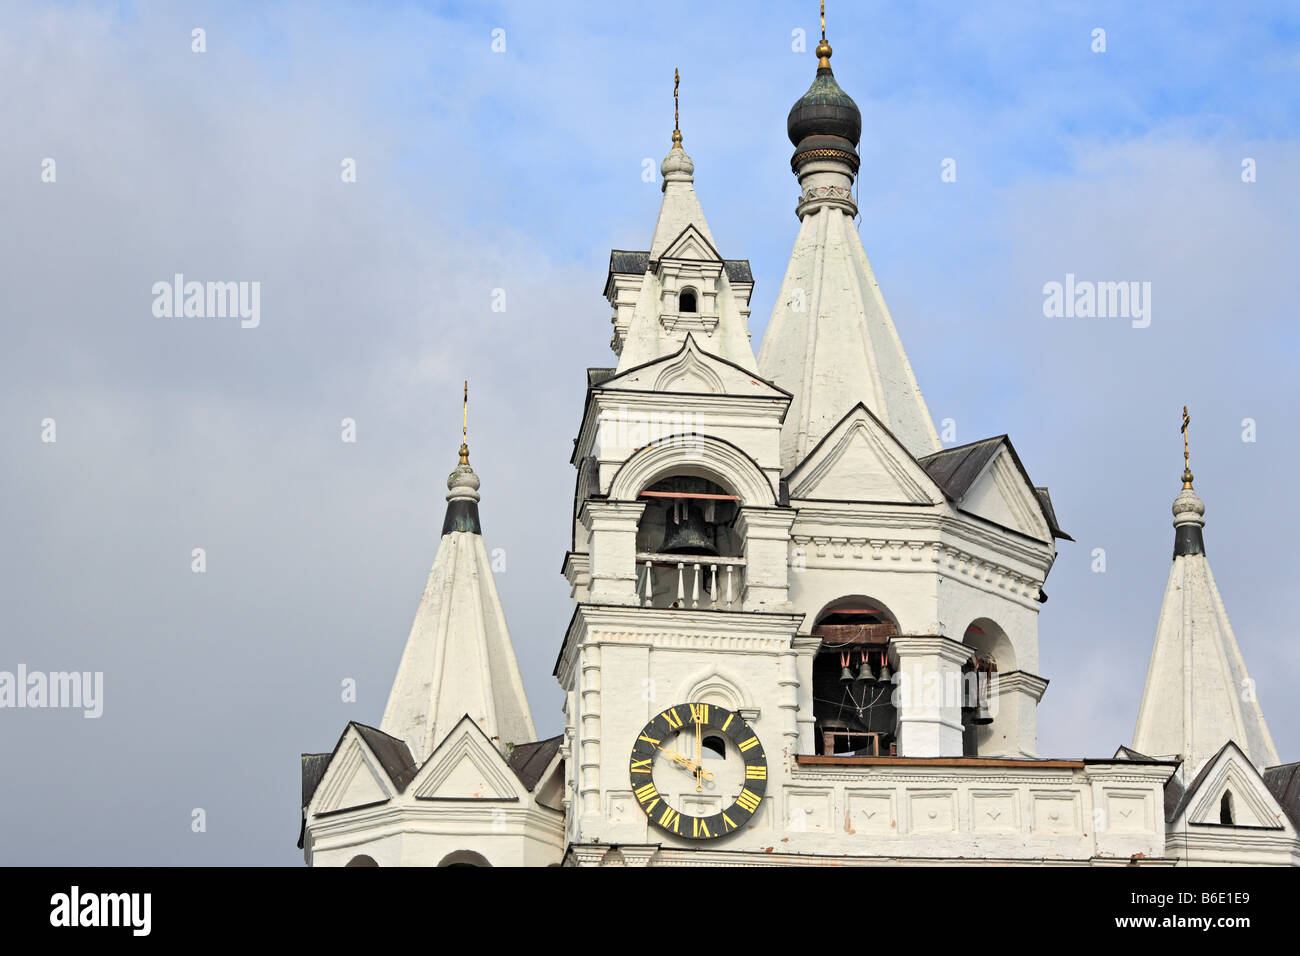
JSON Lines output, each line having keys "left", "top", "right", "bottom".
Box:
{"left": 298, "top": 27, "right": 1297, "bottom": 867}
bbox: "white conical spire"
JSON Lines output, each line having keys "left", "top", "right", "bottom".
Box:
{"left": 1133, "top": 420, "right": 1279, "bottom": 778}
{"left": 379, "top": 427, "right": 536, "bottom": 765}
{"left": 613, "top": 73, "right": 758, "bottom": 374}
{"left": 758, "top": 38, "right": 940, "bottom": 470}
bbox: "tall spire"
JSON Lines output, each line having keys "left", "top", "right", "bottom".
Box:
{"left": 817, "top": 0, "right": 831, "bottom": 68}
{"left": 1132, "top": 409, "right": 1279, "bottom": 776}
{"left": 380, "top": 399, "right": 537, "bottom": 763}
{"left": 758, "top": 19, "right": 940, "bottom": 468}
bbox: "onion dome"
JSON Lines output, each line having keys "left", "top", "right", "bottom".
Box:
{"left": 787, "top": 33, "right": 862, "bottom": 173}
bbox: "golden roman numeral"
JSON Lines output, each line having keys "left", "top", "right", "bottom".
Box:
{"left": 630, "top": 758, "right": 652, "bottom": 775}
{"left": 638, "top": 732, "right": 661, "bottom": 747}
{"left": 689, "top": 703, "right": 709, "bottom": 724}
{"left": 735, "top": 788, "right": 761, "bottom": 813}
{"left": 738, "top": 736, "right": 759, "bottom": 752}
{"left": 692, "top": 817, "right": 712, "bottom": 838}
{"left": 745, "top": 764, "right": 767, "bottom": 780}
{"left": 721, "top": 812, "right": 736, "bottom": 831}
{"left": 635, "top": 782, "right": 658, "bottom": 803}
{"left": 659, "top": 806, "right": 681, "bottom": 833}
{"left": 662, "top": 708, "right": 683, "bottom": 730}
{"left": 721, "top": 712, "right": 734, "bottom": 731}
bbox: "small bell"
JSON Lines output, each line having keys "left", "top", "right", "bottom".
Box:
{"left": 877, "top": 654, "right": 892, "bottom": 685}
{"left": 840, "top": 652, "right": 854, "bottom": 684}
{"left": 856, "top": 653, "right": 875, "bottom": 683}
{"left": 659, "top": 502, "right": 719, "bottom": 556}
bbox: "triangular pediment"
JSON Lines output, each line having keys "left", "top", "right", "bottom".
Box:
{"left": 310, "top": 727, "right": 396, "bottom": 816}
{"left": 410, "top": 715, "right": 526, "bottom": 802}
{"left": 1176, "top": 742, "right": 1292, "bottom": 833}
{"left": 600, "top": 335, "right": 787, "bottom": 398}
{"left": 786, "top": 403, "right": 944, "bottom": 505}
{"left": 659, "top": 224, "right": 721, "bottom": 263}
{"left": 956, "top": 443, "right": 1051, "bottom": 541}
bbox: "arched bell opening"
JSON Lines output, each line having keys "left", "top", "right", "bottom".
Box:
{"left": 810, "top": 597, "right": 899, "bottom": 756}
{"left": 961, "top": 618, "right": 1012, "bottom": 756}
{"left": 679, "top": 288, "right": 698, "bottom": 313}
{"left": 345, "top": 854, "right": 379, "bottom": 867}
{"left": 634, "top": 475, "right": 746, "bottom": 611}
{"left": 437, "top": 849, "right": 492, "bottom": 868}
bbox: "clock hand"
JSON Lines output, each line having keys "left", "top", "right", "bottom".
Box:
{"left": 696, "top": 723, "right": 707, "bottom": 790}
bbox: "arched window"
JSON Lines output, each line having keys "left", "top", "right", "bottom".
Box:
{"left": 438, "top": 850, "right": 492, "bottom": 867}
{"left": 1220, "top": 791, "right": 1234, "bottom": 825}
{"left": 811, "top": 598, "right": 899, "bottom": 756}
{"left": 703, "top": 733, "right": 727, "bottom": 758}
{"left": 679, "top": 289, "right": 698, "bottom": 313}
{"left": 345, "top": 854, "right": 378, "bottom": 867}
{"left": 961, "top": 619, "right": 1013, "bottom": 757}
{"left": 634, "top": 475, "right": 744, "bottom": 610}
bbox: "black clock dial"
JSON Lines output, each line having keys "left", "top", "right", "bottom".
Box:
{"left": 628, "top": 702, "right": 767, "bottom": 840}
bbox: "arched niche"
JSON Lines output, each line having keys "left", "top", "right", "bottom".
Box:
{"left": 437, "top": 849, "right": 492, "bottom": 868}
{"left": 608, "top": 433, "right": 775, "bottom": 507}
{"left": 345, "top": 854, "right": 379, "bottom": 867}
{"left": 810, "top": 596, "right": 899, "bottom": 756}
{"left": 961, "top": 618, "right": 1013, "bottom": 756}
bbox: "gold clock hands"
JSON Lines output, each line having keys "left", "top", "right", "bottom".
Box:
{"left": 656, "top": 747, "right": 714, "bottom": 782}
{"left": 695, "top": 719, "right": 703, "bottom": 791}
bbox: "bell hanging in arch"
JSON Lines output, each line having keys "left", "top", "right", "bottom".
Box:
{"left": 659, "top": 502, "right": 719, "bottom": 556}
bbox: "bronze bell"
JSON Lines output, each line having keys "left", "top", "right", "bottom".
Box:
{"left": 659, "top": 503, "right": 718, "bottom": 556}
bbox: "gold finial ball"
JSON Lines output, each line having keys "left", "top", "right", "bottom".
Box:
{"left": 816, "top": 38, "right": 832, "bottom": 63}
{"left": 671, "top": 129, "right": 682, "bottom": 147}
{"left": 458, "top": 441, "right": 470, "bottom": 465}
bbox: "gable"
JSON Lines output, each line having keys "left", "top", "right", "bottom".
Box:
{"left": 659, "top": 224, "right": 721, "bottom": 262}
{"left": 410, "top": 716, "right": 526, "bottom": 802}
{"left": 311, "top": 733, "right": 394, "bottom": 816}
{"left": 1176, "top": 744, "right": 1292, "bottom": 833}
{"left": 600, "top": 335, "right": 787, "bottom": 398}
{"left": 958, "top": 446, "right": 1051, "bottom": 541}
{"left": 786, "top": 404, "right": 943, "bottom": 505}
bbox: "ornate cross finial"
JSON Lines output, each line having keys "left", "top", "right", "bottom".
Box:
{"left": 1181, "top": 405, "right": 1193, "bottom": 489}
{"left": 816, "top": 1, "right": 833, "bottom": 67}
{"left": 459, "top": 380, "right": 470, "bottom": 465}
{"left": 672, "top": 68, "right": 682, "bottom": 148}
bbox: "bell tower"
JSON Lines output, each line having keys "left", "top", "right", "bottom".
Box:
{"left": 557, "top": 74, "right": 803, "bottom": 860}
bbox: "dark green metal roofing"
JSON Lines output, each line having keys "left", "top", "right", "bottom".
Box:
{"left": 788, "top": 67, "right": 862, "bottom": 147}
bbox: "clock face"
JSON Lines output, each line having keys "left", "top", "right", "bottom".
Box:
{"left": 628, "top": 702, "right": 767, "bottom": 840}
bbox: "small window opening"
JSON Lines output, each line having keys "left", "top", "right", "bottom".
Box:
{"left": 679, "top": 289, "right": 697, "bottom": 313}
{"left": 1220, "top": 791, "right": 1234, "bottom": 825}
{"left": 702, "top": 734, "right": 726, "bottom": 758}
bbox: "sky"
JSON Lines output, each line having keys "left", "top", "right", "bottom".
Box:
{"left": 1, "top": 0, "right": 1297, "bottom": 865}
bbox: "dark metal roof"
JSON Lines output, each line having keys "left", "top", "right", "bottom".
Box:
{"left": 353, "top": 724, "right": 418, "bottom": 792}
{"left": 506, "top": 735, "right": 563, "bottom": 791}
{"left": 918, "top": 438, "right": 1002, "bottom": 498}
{"left": 788, "top": 66, "right": 861, "bottom": 148}
{"left": 1034, "top": 488, "right": 1073, "bottom": 541}
{"left": 609, "top": 250, "right": 649, "bottom": 275}
{"left": 301, "top": 753, "right": 331, "bottom": 810}
{"left": 1264, "top": 762, "right": 1300, "bottom": 830}
{"left": 605, "top": 249, "right": 752, "bottom": 284}
{"left": 587, "top": 367, "right": 616, "bottom": 388}
{"left": 918, "top": 437, "right": 1072, "bottom": 541}
{"left": 724, "top": 260, "right": 753, "bottom": 283}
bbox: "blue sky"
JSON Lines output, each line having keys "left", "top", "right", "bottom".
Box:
{"left": 1, "top": 1, "right": 1298, "bottom": 864}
